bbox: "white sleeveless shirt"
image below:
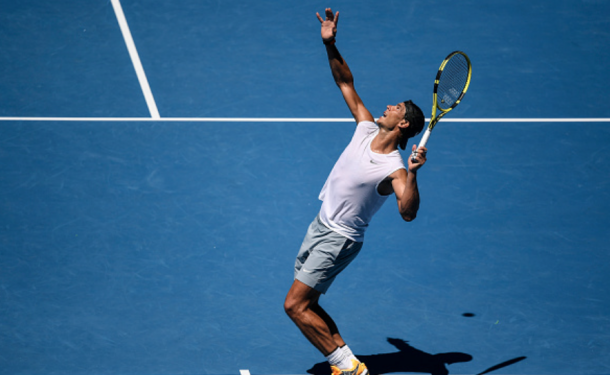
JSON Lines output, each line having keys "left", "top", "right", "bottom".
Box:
{"left": 318, "top": 121, "right": 406, "bottom": 242}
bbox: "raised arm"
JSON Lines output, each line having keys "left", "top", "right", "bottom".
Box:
{"left": 316, "top": 8, "right": 374, "bottom": 124}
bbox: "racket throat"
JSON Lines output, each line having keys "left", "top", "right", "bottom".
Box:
{"left": 411, "top": 128, "right": 432, "bottom": 162}
{"left": 417, "top": 128, "right": 432, "bottom": 149}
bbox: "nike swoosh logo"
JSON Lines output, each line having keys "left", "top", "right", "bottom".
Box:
{"left": 302, "top": 268, "right": 314, "bottom": 273}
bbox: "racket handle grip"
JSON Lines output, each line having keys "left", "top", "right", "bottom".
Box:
{"left": 410, "top": 128, "right": 431, "bottom": 162}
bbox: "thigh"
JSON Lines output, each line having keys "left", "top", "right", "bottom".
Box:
{"left": 296, "top": 227, "right": 363, "bottom": 294}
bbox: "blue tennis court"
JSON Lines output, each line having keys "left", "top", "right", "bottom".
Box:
{"left": 1, "top": 1, "right": 609, "bottom": 375}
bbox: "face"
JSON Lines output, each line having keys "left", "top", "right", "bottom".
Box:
{"left": 378, "top": 102, "right": 407, "bottom": 129}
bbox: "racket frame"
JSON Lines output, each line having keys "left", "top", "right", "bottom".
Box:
{"left": 411, "top": 51, "right": 472, "bottom": 162}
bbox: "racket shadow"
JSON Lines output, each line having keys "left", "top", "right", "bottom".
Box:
{"left": 306, "top": 337, "right": 473, "bottom": 375}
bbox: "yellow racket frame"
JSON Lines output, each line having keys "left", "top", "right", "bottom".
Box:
{"left": 411, "top": 51, "right": 472, "bottom": 162}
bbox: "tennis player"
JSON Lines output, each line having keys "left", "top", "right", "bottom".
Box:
{"left": 284, "top": 8, "right": 428, "bottom": 375}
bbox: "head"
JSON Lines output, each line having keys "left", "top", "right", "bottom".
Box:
{"left": 398, "top": 100, "right": 425, "bottom": 150}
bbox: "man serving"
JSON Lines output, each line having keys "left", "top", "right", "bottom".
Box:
{"left": 284, "top": 8, "right": 428, "bottom": 375}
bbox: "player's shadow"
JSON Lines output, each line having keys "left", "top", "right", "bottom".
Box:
{"left": 307, "top": 338, "right": 473, "bottom": 375}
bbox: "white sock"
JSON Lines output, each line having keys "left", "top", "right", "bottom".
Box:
{"left": 341, "top": 345, "right": 358, "bottom": 362}
{"left": 326, "top": 347, "right": 353, "bottom": 369}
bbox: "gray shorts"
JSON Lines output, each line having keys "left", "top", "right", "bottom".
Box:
{"left": 294, "top": 215, "right": 363, "bottom": 294}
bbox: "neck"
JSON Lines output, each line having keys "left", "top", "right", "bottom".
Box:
{"left": 371, "top": 127, "right": 399, "bottom": 154}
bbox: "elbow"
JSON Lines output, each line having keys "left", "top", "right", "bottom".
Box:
{"left": 400, "top": 204, "right": 419, "bottom": 222}
{"left": 401, "top": 211, "right": 417, "bottom": 222}
{"left": 399, "top": 200, "right": 420, "bottom": 222}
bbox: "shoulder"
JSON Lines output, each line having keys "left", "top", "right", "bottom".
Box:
{"left": 355, "top": 120, "right": 379, "bottom": 136}
{"left": 357, "top": 120, "right": 377, "bottom": 129}
{"left": 389, "top": 166, "right": 408, "bottom": 180}
{"left": 379, "top": 167, "right": 407, "bottom": 196}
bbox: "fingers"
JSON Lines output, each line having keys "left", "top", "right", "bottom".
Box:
{"left": 409, "top": 145, "right": 427, "bottom": 166}
{"left": 410, "top": 145, "right": 427, "bottom": 156}
{"left": 317, "top": 8, "right": 338, "bottom": 23}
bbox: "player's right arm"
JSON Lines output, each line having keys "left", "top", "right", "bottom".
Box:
{"left": 317, "top": 8, "right": 374, "bottom": 124}
{"left": 390, "top": 145, "right": 427, "bottom": 222}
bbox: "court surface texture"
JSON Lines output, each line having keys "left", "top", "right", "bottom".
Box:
{"left": 1, "top": 1, "right": 609, "bottom": 375}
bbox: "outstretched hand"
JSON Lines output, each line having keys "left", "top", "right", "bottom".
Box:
{"left": 316, "top": 8, "right": 339, "bottom": 42}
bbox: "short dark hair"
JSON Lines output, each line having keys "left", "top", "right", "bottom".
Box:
{"left": 399, "top": 100, "right": 425, "bottom": 150}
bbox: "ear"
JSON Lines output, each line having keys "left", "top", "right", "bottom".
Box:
{"left": 398, "top": 119, "right": 410, "bottom": 130}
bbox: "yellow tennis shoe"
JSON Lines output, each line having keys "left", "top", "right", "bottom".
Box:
{"left": 330, "top": 359, "right": 368, "bottom": 375}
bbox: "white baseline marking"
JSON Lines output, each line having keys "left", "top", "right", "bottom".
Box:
{"left": 239, "top": 370, "right": 250, "bottom": 375}
{"left": 111, "top": 0, "right": 160, "bottom": 119}
{"left": 0, "top": 117, "right": 610, "bottom": 123}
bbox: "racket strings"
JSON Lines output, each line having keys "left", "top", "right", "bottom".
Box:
{"left": 437, "top": 54, "right": 469, "bottom": 110}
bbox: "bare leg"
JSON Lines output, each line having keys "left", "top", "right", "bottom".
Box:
{"left": 284, "top": 279, "right": 345, "bottom": 355}
{"left": 310, "top": 299, "right": 346, "bottom": 348}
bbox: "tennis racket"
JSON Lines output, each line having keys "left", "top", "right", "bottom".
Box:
{"left": 411, "top": 51, "right": 472, "bottom": 162}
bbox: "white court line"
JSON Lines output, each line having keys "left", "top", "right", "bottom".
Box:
{"left": 440, "top": 118, "right": 610, "bottom": 123}
{"left": 239, "top": 370, "right": 250, "bottom": 375}
{"left": 0, "top": 117, "right": 353, "bottom": 122}
{"left": 1, "top": 117, "right": 610, "bottom": 123}
{"left": 111, "top": 0, "right": 160, "bottom": 119}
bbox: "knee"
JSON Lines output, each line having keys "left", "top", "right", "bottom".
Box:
{"left": 284, "top": 294, "right": 310, "bottom": 321}
{"left": 284, "top": 296, "right": 299, "bottom": 319}
{"left": 284, "top": 281, "right": 320, "bottom": 321}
